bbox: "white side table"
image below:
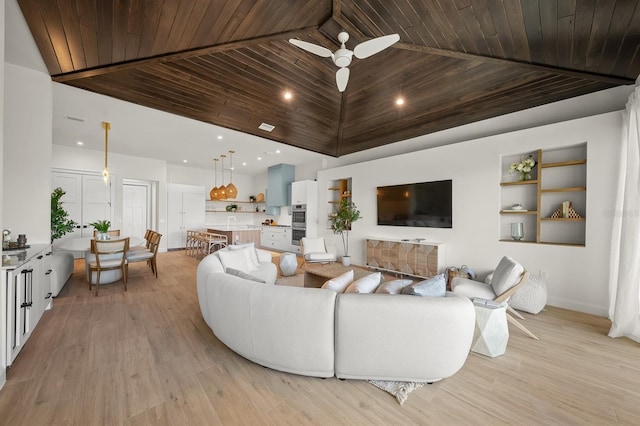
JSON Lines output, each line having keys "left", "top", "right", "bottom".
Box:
{"left": 471, "top": 299, "right": 509, "bottom": 357}
{"left": 280, "top": 253, "right": 298, "bottom": 277}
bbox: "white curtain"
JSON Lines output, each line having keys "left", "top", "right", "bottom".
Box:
{"left": 608, "top": 82, "right": 640, "bottom": 343}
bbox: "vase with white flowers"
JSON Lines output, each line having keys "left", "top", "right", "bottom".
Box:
{"left": 509, "top": 155, "right": 536, "bottom": 181}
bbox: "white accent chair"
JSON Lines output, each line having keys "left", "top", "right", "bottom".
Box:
{"left": 451, "top": 256, "right": 539, "bottom": 340}
{"left": 301, "top": 237, "right": 336, "bottom": 269}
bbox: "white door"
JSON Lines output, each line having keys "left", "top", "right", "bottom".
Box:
{"left": 122, "top": 184, "right": 148, "bottom": 239}
{"left": 81, "top": 175, "right": 112, "bottom": 237}
{"left": 51, "top": 172, "right": 82, "bottom": 241}
{"left": 167, "top": 191, "right": 184, "bottom": 249}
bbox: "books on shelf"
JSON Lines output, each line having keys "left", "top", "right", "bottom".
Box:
{"left": 502, "top": 209, "right": 528, "bottom": 212}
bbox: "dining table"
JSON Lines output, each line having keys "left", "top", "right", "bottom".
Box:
{"left": 56, "top": 235, "right": 144, "bottom": 284}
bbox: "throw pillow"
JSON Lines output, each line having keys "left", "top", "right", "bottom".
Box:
{"left": 345, "top": 272, "right": 383, "bottom": 293}
{"left": 226, "top": 267, "right": 266, "bottom": 283}
{"left": 218, "top": 248, "right": 254, "bottom": 273}
{"left": 375, "top": 279, "right": 413, "bottom": 294}
{"left": 228, "top": 243, "right": 260, "bottom": 270}
{"left": 402, "top": 274, "right": 446, "bottom": 297}
{"left": 490, "top": 256, "right": 524, "bottom": 296}
{"left": 321, "top": 270, "right": 354, "bottom": 292}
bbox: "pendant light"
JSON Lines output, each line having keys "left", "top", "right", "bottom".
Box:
{"left": 102, "top": 121, "right": 111, "bottom": 184}
{"left": 209, "top": 158, "right": 220, "bottom": 200}
{"left": 226, "top": 150, "right": 238, "bottom": 199}
{"left": 218, "top": 154, "right": 227, "bottom": 200}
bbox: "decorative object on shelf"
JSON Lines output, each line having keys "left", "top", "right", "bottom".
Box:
{"left": 328, "top": 198, "right": 361, "bottom": 265}
{"left": 550, "top": 201, "right": 583, "bottom": 219}
{"left": 17, "top": 234, "right": 27, "bottom": 248}
{"left": 256, "top": 193, "right": 265, "bottom": 202}
{"left": 101, "top": 121, "right": 111, "bottom": 184}
{"left": 225, "top": 204, "right": 238, "bottom": 212}
{"left": 210, "top": 158, "right": 221, "bottom": 200}
{"left": 90, "top": 220, "right": 111, "bottom": 240}
{"left": 510, "top": 222, "right": 524, "bottom": 240}
{"left": 226, "top": 150, "right": 238, "bottom": 199}
{"left": 51, "top": 187, "right": 77, "bottom": 242}
{"left": 511, "top": 203, "right": 523, "bottom": 210}
{"left": 249, "top": 195, "right": 257, "bottom": 203}
{"left": 509, "top": 155, "right": 536, "bottom": 181}
{"left": 218, "top": 154, "right": 227, "bottom": 200}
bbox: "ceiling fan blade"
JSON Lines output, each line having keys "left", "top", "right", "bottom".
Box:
{"left": 336, "top": 68, "right": 350, "bottom": 92}
{"left": 353, "top": 34, "right": 400, "bottom": 59}
{"left": 289, "top": 39, "right": 333, "bottom": 58}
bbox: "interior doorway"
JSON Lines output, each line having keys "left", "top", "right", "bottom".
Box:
{"left": 122, "top": 179, "right": 156, "bottom": 241}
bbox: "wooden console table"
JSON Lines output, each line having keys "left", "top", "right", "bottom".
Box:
{"left": 365, "top": 238, "right": 444, "bottom": 279}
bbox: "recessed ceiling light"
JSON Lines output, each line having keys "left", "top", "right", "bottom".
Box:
{"left": 258, "top": 123, "right": 275, "bottom": 132}
{"left": 183, "top": 160, "right": 188, "bottom": 163}
{"left": 76, "top": 141, "right": 84, "bottom": 146}
{"left": 283, "top": 91, "right": 292, "bottom": 100}
{"left": 217, "top": 135, "right": 223, "bottom": 140}
{"left": 396, "top": 97, "right": 405, "bottom": 106}
{"left": 276, "top": 150, "right": 281, "bottom": 154}
{"left": 257, "top": 157, "right": 262, "bottom": 160}
{"left": 242, "top": 162, "right": 247, "bottom": 166}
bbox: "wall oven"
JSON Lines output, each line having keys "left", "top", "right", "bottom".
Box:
{"left": 291, "top": 227, "right": 306, "bottom": 246}
{"left": 292, "top": 204, "right": 307, "bottom": 229}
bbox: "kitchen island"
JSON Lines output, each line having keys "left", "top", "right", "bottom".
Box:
{"left": 206, "top": 226, "right": 261, "bottom": 246}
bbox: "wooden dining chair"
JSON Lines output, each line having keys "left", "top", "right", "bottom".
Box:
{"left": 93, "top": 229, "right": 121, "bottom": 238}
{"left": 87, "top": 237, "right": 130, "bottom": 296}
{"left": 126, "top": 232, "right": 162, "bottom": 277}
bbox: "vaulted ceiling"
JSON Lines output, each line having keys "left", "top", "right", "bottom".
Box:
{"left": 18, "top": 0, "right": 639, "bottom": 157}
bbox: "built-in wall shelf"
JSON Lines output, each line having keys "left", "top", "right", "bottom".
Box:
{"left": 500, "top": 143, "right": 587, "bottom": 246}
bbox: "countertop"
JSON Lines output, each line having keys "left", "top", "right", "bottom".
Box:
{"left": 2, "top": 243, "right": 51, "bottom": 270}
{"left": 206, "top": 225, "right": 291, "bottom": 231}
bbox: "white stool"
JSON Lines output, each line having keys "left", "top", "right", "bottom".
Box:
{"left": 471, "top": 299, "right": 509, "bottom": 357}
{"left": 280, "top": 253, "right": 298, "bottom": 277}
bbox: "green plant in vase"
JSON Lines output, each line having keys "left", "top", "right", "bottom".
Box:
{"left": 328, "top": 198, "right": 361, "bottom": 266}
{"left": 51, "top": 187, "right": 77, "bottom": 243}
{"left": 89, "top": 220, "right": 111, "bottom": 239}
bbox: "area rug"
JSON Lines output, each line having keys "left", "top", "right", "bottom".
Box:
{"left": 368, "top": 380, "right": 424, "bottom": 405}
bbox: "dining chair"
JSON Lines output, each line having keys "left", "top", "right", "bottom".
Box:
{"left": 126, "top": 232, "right": 162, "bottom": 277}
{"left": 87, "top": 237, "right": 130, "bottom": 296}
{"left": 93, "top": 229, "right": 121, "bottom": 237}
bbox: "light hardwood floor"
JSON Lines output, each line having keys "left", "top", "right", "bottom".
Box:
{"left": 1, "top": 251, "right": 639, "bottom": 425}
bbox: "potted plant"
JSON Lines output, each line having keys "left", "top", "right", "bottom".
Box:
{"left": 51, "top": 187, "right": 77, "bottom": 243}
{"left": 329, "top": 198, "right": 361, "bottom": 266}
{"left": 89, "top": 220, "right": 111, "bottom": 240}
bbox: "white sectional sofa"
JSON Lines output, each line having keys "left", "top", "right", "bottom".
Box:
{"left": 197, "top": 249, "right": 476, "bottom": 383}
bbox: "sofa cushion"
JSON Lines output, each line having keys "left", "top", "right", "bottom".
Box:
{"left": 321, "top": 270, "right": 354, "bottom": 292}
{"left": 375, "top": 279, "right": 413, "bottom": 294}
{"left": 345, "top": 272, "right": 382, "bottom": 293}
{"left": 228, "top": 243, "right": 260, "bottom": 270}
{"left": 402, "top": 274, "right": 446, "bottom": 297}
{"left": 218, "top": 247, "right": 257, "bottom": 273}
{"left": 490, "top": 256, "right": 524, "bottom": 296}
{"left": 226, "top": 267, "right": 266, "bottom": 283}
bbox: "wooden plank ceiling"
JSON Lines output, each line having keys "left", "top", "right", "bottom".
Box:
{"left": 19, "top": 0, "right": 639, "bottom": 157}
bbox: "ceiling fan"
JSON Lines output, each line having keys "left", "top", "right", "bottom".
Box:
{"left": 289, "top": 31, "right": 400, "bottom": 92}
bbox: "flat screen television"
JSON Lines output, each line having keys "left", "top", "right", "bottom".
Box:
{"left": 377, "top": 179, "right": 452, "bottom": 228}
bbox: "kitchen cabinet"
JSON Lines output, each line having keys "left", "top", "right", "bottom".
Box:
{"left": 499, "top": 143, "right": 586, "bottom": 246}
{"left": 266, "top": 164, "right": 295, "bottom": 209}
{"left": 3, "top": 244, "right": 51, "bottom": 366}
{"left": 260, "top": 227, "right": 300, "bottom": 253}
{"left": 168, "top": 184, "right": 206, "bottom": 249}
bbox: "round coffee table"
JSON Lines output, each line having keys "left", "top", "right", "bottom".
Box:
{"left": 279, "top": 253, "right": 298, "bottom": 277}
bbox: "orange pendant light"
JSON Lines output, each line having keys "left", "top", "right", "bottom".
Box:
{"left": 226, "top": 150, "right": 238, "bottom": 199}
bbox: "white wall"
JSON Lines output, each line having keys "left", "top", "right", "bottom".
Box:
{"left": 3, "top": 62, "right": 51, "bottom": 244}
{"left": 317, "top": 111, "right": 623, "bottom": 316}
{"left": 52, "top": 145, "right": 169, "bottom": 250}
